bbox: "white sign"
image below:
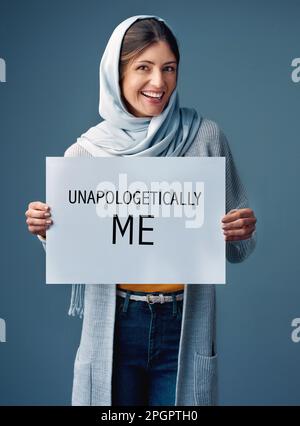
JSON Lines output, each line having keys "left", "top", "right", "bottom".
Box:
{"left": 46, "top": 157, "right": 225, "bottom": 284}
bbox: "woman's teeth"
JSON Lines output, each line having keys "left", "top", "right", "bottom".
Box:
{"left": 141, "top": 91, "right": 164, "bottom": 100}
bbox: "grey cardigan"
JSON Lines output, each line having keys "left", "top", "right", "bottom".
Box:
{"left": 39, "top": 118, "right": 256, "bottom": 405}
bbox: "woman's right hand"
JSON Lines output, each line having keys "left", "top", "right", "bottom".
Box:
{"left": 25, "top": 201, "right": 53, "bottom": 239}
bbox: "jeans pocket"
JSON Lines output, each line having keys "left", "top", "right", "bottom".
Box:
{"left": 72, "top": 353, "right": 92, "bottom": 406}
{"left": 193, "top": 351, "right": 218, "bottom": 406}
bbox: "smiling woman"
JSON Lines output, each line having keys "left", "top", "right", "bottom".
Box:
{"left": 119, "top": 18, "right": 179, "bottom": 119}
{"left": 120, "top": 41, "right": 177, "bottom": 117}
{"left": 26, "top": 14, "right": 257, "bottom": 407}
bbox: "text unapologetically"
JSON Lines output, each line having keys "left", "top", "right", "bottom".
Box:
{"left": 68, "top": 189, "right": 202, "bottom": 206}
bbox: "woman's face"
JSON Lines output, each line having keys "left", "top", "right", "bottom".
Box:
{"left": 120, "top": 41, "right": 177, "bottom": 117}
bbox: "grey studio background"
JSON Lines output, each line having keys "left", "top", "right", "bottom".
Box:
{"left": 0, "top": 0, "right": 299, "bottom": 405}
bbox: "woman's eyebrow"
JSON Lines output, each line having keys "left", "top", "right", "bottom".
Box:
{"left": 136, "top": 60, "right": 177, "bottom": 65}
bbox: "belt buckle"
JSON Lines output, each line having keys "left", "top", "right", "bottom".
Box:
{"left": 146, "top": 294, "right": 155, "bottom": 304}
{"left": 159, "top": 293, "right": 165, "bottom": 304}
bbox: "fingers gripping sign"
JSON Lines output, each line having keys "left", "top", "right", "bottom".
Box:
{"left": 25, "top": 201, "right": 53, "bottom": 238}
{"left": 221, "top": 208, "right": 257, "bottom": 242}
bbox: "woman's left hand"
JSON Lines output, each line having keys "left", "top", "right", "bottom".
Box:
{"left": 221, "top": 208, "right": 257, "bottom": 241}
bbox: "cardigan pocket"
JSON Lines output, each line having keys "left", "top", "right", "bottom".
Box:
{"left": 193, "top": 352, "right": 218, "bottom": 406}
{"left": 72, "top": 356, "right": 92, "bottom": 406}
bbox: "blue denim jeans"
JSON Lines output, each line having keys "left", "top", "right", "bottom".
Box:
{"left": 112, "top": 289, "right": 184, "bottom": 406}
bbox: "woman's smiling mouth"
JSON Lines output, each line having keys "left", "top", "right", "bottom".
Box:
{"left": 141, "top": 91, "right": 165, "bottom": 102}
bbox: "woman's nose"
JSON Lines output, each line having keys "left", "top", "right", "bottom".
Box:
{"left": 150, "top": 70, "right": 164, "bottom": 88}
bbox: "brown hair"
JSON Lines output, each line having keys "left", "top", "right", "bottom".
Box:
{"left": 119, "top": 18, "right": 180, "bottom": 81}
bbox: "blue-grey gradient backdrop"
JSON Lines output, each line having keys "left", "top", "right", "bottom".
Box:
{"left": 0, "top": 0, "right": 299, "bottom": 405}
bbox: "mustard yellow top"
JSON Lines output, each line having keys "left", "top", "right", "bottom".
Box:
{"left": 117, "top": 284, "right": 184, "bottom": 293}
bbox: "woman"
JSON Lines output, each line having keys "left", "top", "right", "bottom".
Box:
{"left": 25, "top": 15, "right": 257, "bottom": 406}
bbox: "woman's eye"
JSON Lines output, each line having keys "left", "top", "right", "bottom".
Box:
{"left": 136, "top": 65, "right": 176, "bottom": 72}
{"left": 164, "top": 66, "right": 176, "bottom": 72}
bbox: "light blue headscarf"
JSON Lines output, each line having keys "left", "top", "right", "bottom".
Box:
{"left": 76, "top": 14, "right": 201, "bottom": 157}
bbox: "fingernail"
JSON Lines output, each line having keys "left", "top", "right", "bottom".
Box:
{"left": 46, "top": 219, "right": 52, "bottom": 224}
{"left": 44, "top": 212, "right": 50, "bottom": 217}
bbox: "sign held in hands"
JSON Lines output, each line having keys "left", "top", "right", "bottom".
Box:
{"left": 46, "top": 157, "right": 225, "bottom": 284}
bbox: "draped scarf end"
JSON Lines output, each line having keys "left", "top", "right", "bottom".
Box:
{"left": 68, "top": 284, "right": 85, "bottom": 318}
